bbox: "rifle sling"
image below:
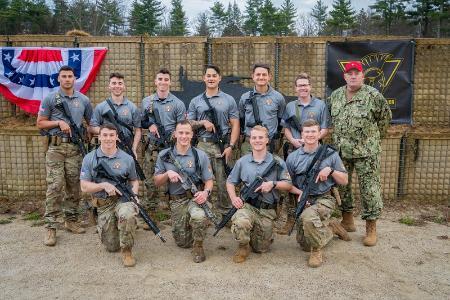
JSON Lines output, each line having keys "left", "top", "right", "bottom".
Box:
{"left": 249, "top": 91, "right": 262, "bottom": 126}
{"left": 106, "top": 98, "right": 134, "bottom": 134}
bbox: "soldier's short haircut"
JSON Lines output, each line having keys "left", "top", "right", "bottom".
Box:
{"left": 99, "top": 123, "right": 118, "bottom": 133}
{"left": 250, "top": 125, "right": 269, "bottom": 138}
{"left": 295, "top": 73, "right": 311, "bottom": 85}
{"left": 58, "top": 65, "right": 75, "bottom": 76}
{"left": 302, "top": 119, "right": 321, "bottom": 131}
{"left": 204, "top": 64, "right": 221, "bottom": 75}
{"left": 252, "top": 63, "right": 271, "bottom": 74}
{"left": 176, "top": 119, "right": 194, "bottom": 131}
{"left": 109, "top": 72, "right": 124, "bottom": 80}
{"left": 157, "top": 68, "right": 171, "bottom": 77}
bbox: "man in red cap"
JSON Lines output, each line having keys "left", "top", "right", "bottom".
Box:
{"left": 327, "top": 60, "right": 392, "bottom": 247}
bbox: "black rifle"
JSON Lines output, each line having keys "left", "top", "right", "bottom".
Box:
{"left": 286, "top": 114, "right": 302, "bottom": 134}
{"left": 288, "top": 145, "right": 333, "bottom": 235}
{"left": 202, "top": 94, "right": 232, "bottom": 176}
{"left": 102, "top": 110, "right": 152, "bottom": 192}
{"left": 151, "top": 107, "right": 173, "bottom": 149}
{"left": 213, "top": 158, "right": 279, "bottom": 236}
{"left": 95, "top": 160, "right": 166, "bottom": 242}
{"left": 162, "top": 150, "right": 219, "bottom": 225}
{"left": 55, "top": 100, "right": 87, "bottom": 156}
{"left": 245, "top": 91, "right": 262, "bottom": 128}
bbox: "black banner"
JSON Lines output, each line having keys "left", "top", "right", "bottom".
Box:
{"left": 326, "top": 40, "right": 415, "bottom": 124}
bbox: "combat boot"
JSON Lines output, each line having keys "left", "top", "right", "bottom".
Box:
{"left": 341, "top": 211, "right": 356, "bottom": 232}
{"left": 44, "top": 228, "right": 56, "bottom": 246}
{"left": 233, "top": 243, "right": 251, "bottom": 263}
{"left": 64, "top": 221, "right": 86, "bottom": 234}
{"left": 308, "top": 248, "right": 323, "bottom": 268}
{"left": 192, "top": 241, "right": 206, "bottom": 263}
{"left": 328, "top": 219, "right": 352, "bottom": 241}
{"left": 363, "top": 220, "right": 377, "bottom": 246}
{"left": 121, "top": 247, "right": 136, "bottom": 267}
{"left": 276, "top": 215, "right": 295, "bottom": 235}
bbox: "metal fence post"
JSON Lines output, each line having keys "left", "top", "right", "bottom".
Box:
{"left": 139, "top": 36, "right": 145, "bottom": 100}
{"left": 206, "top": 38, "right": 212, "bottom": 64}
{"left": 274, "top": 39, "right": 280, "bottom": 90}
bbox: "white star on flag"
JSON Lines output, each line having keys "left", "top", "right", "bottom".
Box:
{"left": 49, "top": 77, "right": 54, "bottom": 86}
{"left": 29, "top": 78, "right": 35, "bottom": 86}
{"left": 70, "top": 53, "right": 80, "bottom": 61}
{"left": 3, "top": 53, "right": 12, "bottom": 62}
{"left": 6, "top": 71, "right": 14, "bottom": 77}
{"left": 18, "top": 76, "right": 23, "bottom": 83}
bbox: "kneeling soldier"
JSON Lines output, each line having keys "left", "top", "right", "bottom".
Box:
{"left": 154, "top": 120, "right": 214, "bottom": 263}
{"left": 80, "top": 124, "right": 140, "bottom": 267}
{"left": 226, "top": 125, "right": 292, "bottom": 263}
{"left": 286, "top": 119, "right": 350, "bottom": 268}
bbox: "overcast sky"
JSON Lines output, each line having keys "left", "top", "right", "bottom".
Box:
{"left": 158, "top": 0, "right": 376, "bottom": 24}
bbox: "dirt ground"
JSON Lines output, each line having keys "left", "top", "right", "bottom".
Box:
{"left": 0, "top": 203, "right": 449, "bottom": 300}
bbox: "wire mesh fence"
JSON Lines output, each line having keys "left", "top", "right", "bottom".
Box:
{"left": 0, "top": 36, "right": 448, "bottom": 204}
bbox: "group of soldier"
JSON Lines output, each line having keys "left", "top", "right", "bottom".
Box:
{"left": 36, "top": 60, "right": 392, "bottom": 268}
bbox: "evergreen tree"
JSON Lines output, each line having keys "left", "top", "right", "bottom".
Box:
{"left": 370, "top": 0, "right": 406, "bottom": 35}
{"left": 67, "top": 0, "right": 95, "bottom": 33}
{"left": 129, "top": 0, "right": 164, "bottom": 35}
{"left": 243, "top": 0, "right": 263, "bottom": 35}
{"left": 327, "top": 0, "right": 356, "bottom": 35}
{"left": 279, "top": 0, "right": 297, "bottom": 35}
{"left": 210, "top": 1, "right": 227, "bottom": 36}
{"left": 194, "top": 11, "right": 211, "bottom": 36}
{"left": 4, "top": 0, "right": 27, "bottom": 34}
{"left": 169, "top": 0, "right": 188, "bottom": 36}
{"left": 310, "top": 0, "right": 328, "bottom": 35}
{"left": 407, "top": 0, "right": 449, "bottom": 37}
{"left": 25, "top": 0, "right": 52, "bottom": 34}
{"left": 222, "top": 1, "right": 243, "bottom": 36}
{"left": 52, "top": 0, "right": 72, "bottom": 34}
{"left": 260, "top": 0, "right": 279, "bottom": 35}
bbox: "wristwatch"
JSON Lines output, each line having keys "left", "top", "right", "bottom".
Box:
{"left": 229, "top": 143, "right": 236, "bottom": 150}
{"left": 205, "top": 189, "right": 212, "bottom": 196}
{"left": 272, "top": 181, "right": 278, "bottom": 188}
{"left": 329, "top": 168, "right": 334, "bottom": 176}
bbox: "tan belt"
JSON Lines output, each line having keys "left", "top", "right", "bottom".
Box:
{"left": 169, "top": 191, "right": 193, "bottom": 201}
{"left": 91, "top": 196, "right": 117, "bottom": 208}
{"left": 48, "top": 135, "right": 71, "bottom": 146}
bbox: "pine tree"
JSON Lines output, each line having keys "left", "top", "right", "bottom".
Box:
{"left": 168, "top": 0, "right": 188, "bottom": 36}
{"left": 129, "top": 0, "right": 164, "bottom": 35}
{"left": 67, "top": 0, "right": 96, "bottom": 33}
{"left": 243, "top": 0, "right": 263, "bottom": 35}
{"left": 260, "top": 0, "right": 279, "bottom": 35}
{"left": 279, "top": 0, "right": 297, "bottom": 35}
{"left": 25, "top": 0, "right": 52, "bottom": 34}
{"left": 370, "top": 0, "right": 406, "bottom": 35}
{"left": 222, "top": 1, "right": 243, "bottom": 36}
{"left": 407, "top": 0, "right": 449, "bottom": 37}
{"left": 194, "top": 11, "right": 211, "bottom": 36}
{"left": 210, "top": 1, "right": 227, "bottom": 36}
{"left": 327, "top": 0, "right": 356, "bottom": 35}
{"left": 52, "top": 0, "right": 72, "bottom": 34}
{"left": 310, "top": 0, "right": 328, "bottom": 35}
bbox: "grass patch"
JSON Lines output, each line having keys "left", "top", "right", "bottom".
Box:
{"left": 0, "top": 218, "right": 12, "bottom": 224}
{"left": 398, "top": 216, "right": 416, "bottom": 226}
{"left": 153, "top": 211, "right": 170, "bottom": 222}
{"left": 432, "top": 215, "right": 446, "bottom": 224}
{"left": 23, "top": 212, "right": 42, "bottom": 221}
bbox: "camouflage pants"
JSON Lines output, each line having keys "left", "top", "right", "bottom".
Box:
{"left": 142, "top": 144, "right": 167, "bottom": 211}
{"left": 340, "top": 155, "right": 383, "bottom": 220}
{"left": 231, "top": 203, "right": 276, "bottom": 253}
{"left": 297, "top": 195, "right": 336, "bottom": 250}
{"left": 44, "top": 143, "right": 82, "bottom": 229}
{"left": 96, "top": 199, "right": 139, "bottom": 252}
{"left": 170, "top": 197, "right": 207, "bottom": 248}
{"left": 196, "top": 141, "right": 231, "bottom": 216}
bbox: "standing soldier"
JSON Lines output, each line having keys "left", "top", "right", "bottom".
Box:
{"left": 327, "top": 61, "right": 392, "bottom": 246}
{"left": 277, "top": 73, "right": 330, "bottom": 235}
{"left": 89, "top": 73, "right": 141, "bottom": 158}
{"left": 239, "top": 63, "right": 286, "bottom": 154}
{"left": 80, "top": 124, "right": 141, "bottom": 267}
{"left": 37, "top": 65, "right": 93, "bottom": 246}
{"left": 286, "top": 119, "right": 350, "bottom": 268}
{"left": 226, "top": 125, "right": 292, "bottom": 263}
{"left": 141, "top": 68, "right": 186, "bottom": 221}
{"left": 154, "top": 120, "right": 214, "bottom": 263}
{"left": 187, "top": 64, "right": 239, "bottom": 219}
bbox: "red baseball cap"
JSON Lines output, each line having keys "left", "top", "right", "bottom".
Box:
{"left": 344, "top": 61, "right": 363, "bottom": 73}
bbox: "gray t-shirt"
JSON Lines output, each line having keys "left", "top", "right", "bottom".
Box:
{"left": 155, "top": 147, "right": 213, "bottom": 195}
{"left": 38, "top": 89, "right": 92, "bottom": 137}
{"left": 227, "top": 152, "right": 291, "bottom": 205}
{"left": 239, "top": 86, "right": 286, "bottom": 139}
{"left": 90, "top": 98, "right": 141, "bottom": 143}
{"left": 187, "top": 91, "right": 239, "bottom": 138}
{"left": 80, "top": 147, "right": 138, "bottom": 199}
{"left": 141, "top": 93, "right": 186, "bottom": 141}
{"left": 281, "top": 97, "right": 330, "bottom": 139}
{"left": 286, "top": 146, "right": 347, "bottom": 195}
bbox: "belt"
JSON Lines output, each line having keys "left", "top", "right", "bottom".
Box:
{"left": 307, "top": 190, "right": 332, "bottom": 202}
{"left": 49, "top": 135, "right": 71, "bottom": 146}
{"left": 198, "top": 137, "right": 215, "bottom": 143}
{"left": 169, "top": 191, "right": 193, "bottom": 201}
{"left": 247, "top": 198, "right": 277, "bottom": 210}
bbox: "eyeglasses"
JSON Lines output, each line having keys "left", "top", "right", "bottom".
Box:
{"left": 296, "top": 84, "right": 310, "bottom": 88}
